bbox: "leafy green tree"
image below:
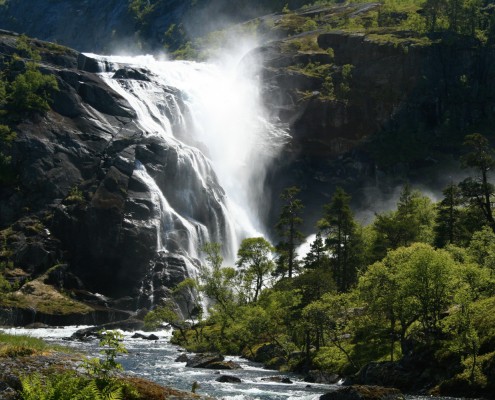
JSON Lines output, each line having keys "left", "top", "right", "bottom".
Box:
{"left": 359, "top": 243, "right": 458, "bottom": 353}
{"left": 401, "top": 243, "right": 457, "bottom": 338}
{"left": 236, "top": 237, "right": 275, "bottom": 302}
{"left": 372, "top": 184, "right": 435, "bottom": 260}
{"left": 459, "top": 133, "right": 495, "bottom": 232}
{"left": 275, "top": 186, "right": 304, "bottom": 278}
{"left": 319, "top": 187, "right": 362, "bottom": 292}
{"left": 358, "top": 255, "right": 417, "bottom": 360}
{"left": 443, "top": 286, "right": 480, "bottom": 385}
{"left": 198, "top": 242, "right": 237, "bottom": 320}
{"left": 303, "top": 292, "right": 358, "bottom": 370}
{"left": 467, "top": 226, "right": 495, "bottom": 271}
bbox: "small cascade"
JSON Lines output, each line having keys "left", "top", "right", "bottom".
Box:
{"left": 132, "top": 161, "right": 211, "bottom": 258}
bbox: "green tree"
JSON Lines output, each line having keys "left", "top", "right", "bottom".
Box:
{"left": 8, "top": 65, "right": 58, "bottom": 114}
{"left": 198, "top": 242, "right": 237, "bottom": 321}
{"left": 303, "top": 232, "right": 331, "bottom": 271}
{"left": 358, "top": 254, "right": 417, "bottom": 359}
{"left": 275, "top": 186, "right": 304, "bottom": 278}
{"left": 459, "top": 133, "right": 495, "bottom": 232}
{"left": 401, "top": 243, "right": 457, "bottom": 338}
{"left": 467, "top": 226, "right": 495, "bottom": 271}
{"left": 236, "top": 237, "right": 275, "bottom": 302}
{"left": 359, "top": 243, "right": 458, "bottom": 353}
{"left": 372, "top": 184, "right": 435, "bottom": 260}
{"left": 319, "top": 187, "right": 362, "bottom": 292}
{"left": 2, "top": 36, "right": 59, "bottom": 116}
{"left": 303, "top": 292, "right": 358, "bottom": 370}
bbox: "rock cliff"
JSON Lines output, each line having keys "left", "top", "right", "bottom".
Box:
{"left": 0, "top": 31, "right": 225, "bottom": 323}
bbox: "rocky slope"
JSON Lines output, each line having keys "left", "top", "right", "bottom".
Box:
{"left": 0, "top": 31, "right": 225, "bottom": 324}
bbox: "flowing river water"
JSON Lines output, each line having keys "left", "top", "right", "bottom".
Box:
{"left": 2, "top": 327, "right": 466, "bottom": 400}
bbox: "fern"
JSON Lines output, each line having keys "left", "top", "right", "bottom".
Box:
{"left": 102, "top": 384, "right": 123, "bottom": 400}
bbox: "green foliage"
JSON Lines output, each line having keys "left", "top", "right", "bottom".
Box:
{"left": 128, "top": 0, "right": 158, "bottom": 23}
{"left": 371, "top": 184, "right": 436, "bottom": 260}
{"left": 467, "top": 226, "right": 495, "bottom": 270}
{"left": 8, "top": 64, "right": 58, "bottom": 113}
{"left": 236, "top": 237, "right": 275, "bottom": 302}
{"left": 20, "top": 372, "right": 124, "bottom": 400}
{"left": 173, "top": 133, "right": 495, "bottom": 391}
{"left": 1, "top": 35, "right": 59, "bottom": 116}
{"left": 83, "top": 330, "right": 127, "bottom": 380}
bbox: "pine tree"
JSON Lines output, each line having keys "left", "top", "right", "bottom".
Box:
{"left": 434, "top": 183, "right": 465, "bottom": 247}
{"left": 319, "top": 187, "right": 362, "bottom": 292}
{"left": 275, "top": 186, "right": 304, "bottom": 278}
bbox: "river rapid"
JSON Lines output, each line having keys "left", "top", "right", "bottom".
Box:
{"left": 3, "top": 326, "right": 329, "bottom": 399}
{"left": 2, "top": 326, "right": 468, "bottom": 400}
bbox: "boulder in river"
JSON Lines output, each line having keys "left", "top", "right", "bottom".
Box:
{"left": 306, "top": 370, "right": 340, "bottom": 384}
{"left": 261, "top": 376, "right": 293, "bottom": 384}
{"left": 185, "top": 353, "right": 225, "bottom": 368}
{"left": 131, "top": 332, "right": 159, "bottom": 340}
{"left": 205, "top": 360, "right": 241, "bottom": 370}
{"left": 216, "top": 375, "right": 242, "bottom": 383}
{"left": 175, "top": 353, "right": 189, "bottom": 363}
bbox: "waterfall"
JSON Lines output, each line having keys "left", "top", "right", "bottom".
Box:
{"left": 88, "top": 52, "right": 289, "bottom": 290}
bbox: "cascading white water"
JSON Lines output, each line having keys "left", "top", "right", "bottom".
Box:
{"left": 89, "top": 50, "right": 289, "bottom": 278}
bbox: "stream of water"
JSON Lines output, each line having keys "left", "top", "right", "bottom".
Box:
{"left": 2, "top": 327, "right": 468, "bottom": 400}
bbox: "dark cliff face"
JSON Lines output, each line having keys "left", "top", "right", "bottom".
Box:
{"left": 0, "top": 32, "right": 198, "bottom": 314}
{"left": 255, "top": 30, "right": 495, "bottom": 228}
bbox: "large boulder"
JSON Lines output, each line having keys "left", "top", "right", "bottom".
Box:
{"left": 216, "top": 375, "right": 242, "bottom": 383}
{"left": 186, "top": 354, "right": 225, "bottom": 369}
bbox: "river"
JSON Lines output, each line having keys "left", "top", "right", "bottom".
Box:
{"left": 2, "top": 326, "right": 467, "bottom": 400}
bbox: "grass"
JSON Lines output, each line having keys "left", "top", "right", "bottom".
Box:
{"left": 0, "top": 331, "right": 70, "bottom": 357}
{"left": 0, "top": 278, "right": 93, "bottom": 315}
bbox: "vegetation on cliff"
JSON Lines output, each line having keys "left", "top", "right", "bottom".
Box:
{"left": 0, "top": 34, "right": 58, "bottom": 184}
{"left": 146, "top": 133, "right": 495, "bottom": 398}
